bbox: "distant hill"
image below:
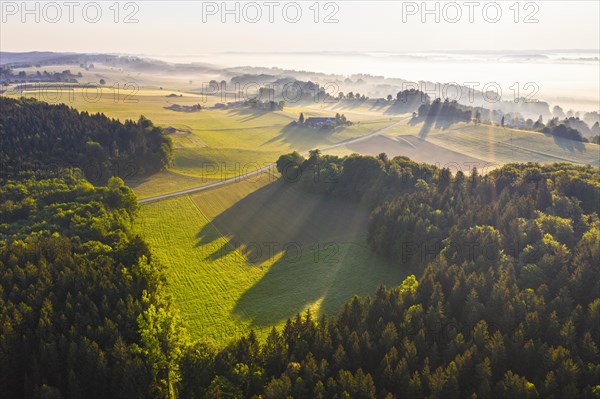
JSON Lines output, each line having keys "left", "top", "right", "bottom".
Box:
{"left": 0, "top": 51, "right": 121, "bottom": 66}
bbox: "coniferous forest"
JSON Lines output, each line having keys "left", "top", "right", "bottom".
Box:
{"left": 1, "top": 99, "right": 599, "bottom": 398}
{"left": 0, "top": 97, "right": 173, "bottom": 183}
{"left": 0, "top": 171, "right": 185, "bottom": 398}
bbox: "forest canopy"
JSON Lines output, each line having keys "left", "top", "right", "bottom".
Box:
{"left": 0, "top": 172, "right": 186, "bottom": 398}
{"left": 0, "top": 97, "right": 173, "bottom": 183}
{"left": 0, "top": 100, "right": 182, "bottom": 399}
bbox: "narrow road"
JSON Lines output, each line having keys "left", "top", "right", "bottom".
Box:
{"left": 138, "top": 117, "right": 409, "bottom": 204}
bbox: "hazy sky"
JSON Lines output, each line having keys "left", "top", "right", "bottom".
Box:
{"left": 1, "top": 1, "right": 599, "bottom": 55}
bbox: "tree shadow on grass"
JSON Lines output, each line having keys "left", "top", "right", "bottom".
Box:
{"left": 330, "top": 100, "right": 368, "bottom": 111}
{"left": 195, "top": 180, "right": 370, "bottom": 263}
{"left": 550, "top": 134, "right": 587, "bottom": 153}
{"left": 192, "top": 178, "right": 412, "bottom": 327}
{"left": 231, "top": 239, "right": 408, "bottom": 327}
{"left": 190, "top": 178, "right": 415, "bottom": 327}
{"left": 260, "top": 124, "right": 340, "bottom": 150}
{"left": 369, "top": 101, "right": 391, "bottom": 112}
{"left": 226, "top": 108, "right": 273, "bottom": 122}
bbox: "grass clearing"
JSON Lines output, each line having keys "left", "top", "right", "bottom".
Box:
{"left": 135, "top": 173, "right": 406, "bottom": 344}
{"left": 423, "top": 123, "right": 599, "bottom": 166}
{"left": 324, "top": 134, "right": 489, "bottom": 172}
{"left": 367, "top": 121, "right": 599, "bottom": 170}
{"left": 127, "top": 170, "right": 221, "bottom": 200}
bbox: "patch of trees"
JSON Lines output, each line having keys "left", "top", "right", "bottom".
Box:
{"left": 541, "top": 123, "right": 585, "bottom": 142}
{"left": 415, "top": 98, "right": 473, "bottom": 129}
{"left": 369, "top": 161, "right": 599, "bottom": 261}
{"left": 518, "top": 116, "right": 588, "bottom": 142}
{"left": 276, "top": 150, "right": 439, "bottom": 206}
{"left": 553, "top": 108, "right": 600, "bottom": 129}
{"left": 333, "top": 113, "right": 351, "bottom": 127}
{"left": 337, "top": 91, "right": 368, "bottom": 102}
{"left": 227, "top": 75, "right": 334, "bottom": 104}
{"left": 495, "top": 111, "right": 599, "bottom": 143}
{"left": 291, "top": 113, "right": 351, "bottom": 130}
{"left": 395, "top": 93, "right": 596, "bottom": 143}
{"left": 165, "top": 103, "right": 202, "bottom": 112}
{"left": 0, "top": 172, "right": 187, "bottom": 399}
{"left": 0, "top": 97, "right": 173, "bottom": 183}
{"left": 564, "top": 117, "right": 592, "bottom": 136}
{"left": 246, "top": 98, "right": 285, "bottom": 111}
{"left": 384, "top": 89, "right": 430, "bottom": 114}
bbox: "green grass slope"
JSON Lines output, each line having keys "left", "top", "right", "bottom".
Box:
{"left": 418, "top": 123, "right": 599, "bottom": 167}
{"left": 135, "top": 174, "right": 406, "bottom": 345}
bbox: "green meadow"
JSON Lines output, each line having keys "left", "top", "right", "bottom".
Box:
{"left": 134, "top": 174, "right": 406, "bottom": 344}
{"left": 11, "top": 85, "right": 404, "bottom": 198}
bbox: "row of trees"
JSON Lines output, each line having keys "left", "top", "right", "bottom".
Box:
{"left": 500, "top": 114, "right": 598, "bottom": 143}
{"left": 0, "top": 68, "right": 82, "bottom": 83}
{"left": 338, "top": 92, "right": 368, "bottom": 101}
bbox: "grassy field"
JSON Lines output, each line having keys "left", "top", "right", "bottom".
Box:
{"left": 422, "top": 123, "right": 600, "bottom": 167}
{"left": 7, "top": 84, "right": 404, "bottom": 197}
{"left": 135, "top": 173, "right": 407, "bottom": 344}
{"left": 127, "top": 170, "right": 222, "bottom": 200}
{"left": 324, "top": 121, "right": 599, "bottom": 172}
{"left": 325, "top": 134, "right": 489, "bottom": 171}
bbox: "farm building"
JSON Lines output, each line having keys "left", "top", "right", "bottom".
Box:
{"left": 305, "top": 117, "right": 337, "bottom": 128}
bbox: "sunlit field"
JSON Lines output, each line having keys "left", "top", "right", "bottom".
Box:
{"left": 326, "top": 120, "right": 600, "bottom": 172}
{"left": 5, "top": 71, "right": 406, "bottom": 198}
{"left": 135, "top": 173, "right": 407, "bottom": 344}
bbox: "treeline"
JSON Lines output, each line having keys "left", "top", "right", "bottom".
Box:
{"left": 399, "top": 93, "right": 599, "bottom": 144}
{"left": 541, "top": 123, "right": 585, "bottom": 142}
{"left": 0, "top": 97, "right": 173, "bottom": 183}
{"left": 228, "top": 76, "right": 334, "bottom": 104}
{"left": 415, "top": 98, "right": 473, "bottom": 129}
{"left": 0, "top": 171, "right": 187, "bottom": 399}
{"left": 384, "top": 89, "right": 431, "bottom": 115}
{"left": 504, "top": 115, "right": 596, "bottom": 143}
{"left": 276, "top": 150, "right": 439, "bottom": 206}
{"left": 0, "top": 67, "right": 82, "bottom": 83}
